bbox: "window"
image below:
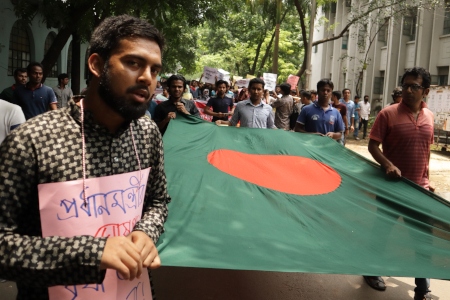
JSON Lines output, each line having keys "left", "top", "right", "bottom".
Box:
{"left": 373, "top": 76, "right": 384, "bottom": 94}
{"left": 8, "top": 20, "right": 31, "bottom": 76}
{"left": 378, "top": 18, "right": 389, "bottom": 44}
{"left": 432, "top": 67, "right": 449, "bottom": 85}
{"left": 44, "top": 32, "right": 58, "bottom": 77}
{"left": 331, "top": 3, "right": 336, "bottom": 13}
{"left": 345, "top": 0, "right": 351, "bottom": 7}
{"left": 342, "top": 34, "right": 349, "bottom": 50}
{"left": 403, "top": 9, "right": 417, "bottom": 41}
{"left": 314, "top": 44, "right": 318, "bottom": 53}
{"left": 444, "top": 2, "right": 450, "bottom": 35}
{"left": 67, "top": 41, "right": 72, "bottom": 77}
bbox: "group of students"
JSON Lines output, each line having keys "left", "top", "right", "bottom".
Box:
{"left": 0, "top": 12, "right": 436, "bottom": 300}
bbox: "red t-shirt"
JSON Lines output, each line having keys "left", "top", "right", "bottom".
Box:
{"left": 369, "top": 102, "right": 434, "bottom": 188}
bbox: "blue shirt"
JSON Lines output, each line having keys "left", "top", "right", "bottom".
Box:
{"left": 229, "top": 100, "right": 275, "bottom": 129}
{"left": 339, "top": 99, "right": 355, "bottom": 126}
{"left": 13, "top": 84, "right": 57, "bottom": 120}
{"left": 354, "top": 102, "right": 360, "bottom": 118}
{"left": 297, "top": 102, "right": 345, "bottom": 135}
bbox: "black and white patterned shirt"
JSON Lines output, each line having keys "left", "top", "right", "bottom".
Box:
{"left": 0, "top": 100, "right": 171, "bottom": 299}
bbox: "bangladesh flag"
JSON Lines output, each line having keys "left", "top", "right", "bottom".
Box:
{"left": 156, "top": 115, "right": 450, "bottom": 279}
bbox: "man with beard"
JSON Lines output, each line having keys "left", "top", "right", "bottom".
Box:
{"left": 271, "top": 83, "right": 293, "bottom": 130}
{"left": 13, "top": 62, "right": 58, "bottom": 120}
{"left": 0, "top": 67, "right": 27, "bottom": 103}
{"left": 215, "top": 78, "right": 275, "bottom": 129}
{"left": 154, "top": 74, "right": 200, "bottom": 135}
{"left": 204, "top": 80, "right": 234, "bottom": 122}
{"left": 0, "top": 15, "right": 171, "bottom": 299}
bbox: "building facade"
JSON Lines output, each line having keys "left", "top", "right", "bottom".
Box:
{"left": 311, "top": 0, "right": 450, "bottom": 114}
{"left": 0, "top": 1, "right": 89, "bottom": 93}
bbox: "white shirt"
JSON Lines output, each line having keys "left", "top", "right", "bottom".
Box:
{"left": 360, "top": 101, "right": 371, "bottom": 120}
{"left": 0, "top": 100, "right": 26, "bottom": 144}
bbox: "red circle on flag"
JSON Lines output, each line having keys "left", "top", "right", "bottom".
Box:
{"left": 207, "top": 149, "right": 341, "bottom": 196}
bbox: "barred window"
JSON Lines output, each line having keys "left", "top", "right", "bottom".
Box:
{"left": 44, "top": 32, "right": 58, "bottom": 78}
{"left": 373, "top": 77, "right": 384, "bottom": 94}
{"left": 8, "top": 20, "right": 31, "bottom": 76}
{"left": 342, "top": 34, "right": 349, "bottom": 50}
{"left": 403, "top": 9, "right": 417, "bottom": 41}
{"left": 444, "top": 2, "right": 450, "bottom": 35}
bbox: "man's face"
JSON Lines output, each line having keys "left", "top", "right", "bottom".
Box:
{"left": 192, "top": 81, "right": 198, "bottom": 87}
{"left": 163, "top": 89, "right": 169, "bottom": 97}
{"left": 300, "top": 96, "right": 307, "bottom": 105}
{"left": 343, "top": 90, "right": 351, "bottom": 100}
{"left": 402, "top": 75, "right": 428, "bottom": 107}
{"left": 15, "top": 72, "right": 27, "bottom": 85}
{"left": 61, "top": 77, "right": 69, "bottom": 86}
{"left": 311, "top": 93, "right": 317, "bottom": 101}
{"left": 317, "top": 84, "right": 333, "bottom": 103}
{"left": 216, "top": 83, "right": 227, "bottom": 97}
{"left": 393, "top": 95, "right": 402, "bottom": 103}
{"left": 354, "top": 98, "right": 360, "bottom": 104}
{"left": 249, "top": 83, "right": 264, "bottom": 102}
{"left": 275, "top": 86, "right": 281, "bottom": 94}
{"left": 97, "top": 37, "right": 162, "bottom": 120}
{"left": 28, "top": 66, "right": 43, "bottom": 85}
{"left": 364, "top": 97, "right": 369, "bottom": 103}
{"left": 168, "top": 80, "right": 185, "bottom": 99}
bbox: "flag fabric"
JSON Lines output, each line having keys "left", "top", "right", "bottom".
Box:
{"left": 157, "top": 115, "right": 450, "bottom": 279}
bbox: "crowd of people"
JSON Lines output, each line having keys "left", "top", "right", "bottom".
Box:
{"left": 0, "top": 13, "right": 436, "bottom": 300}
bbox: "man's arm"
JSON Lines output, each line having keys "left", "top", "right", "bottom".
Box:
{"left": 49, "top": 103, "right": 58, "bottom": 110}
{"left": 204, "top": 105, "right": 227, "bottom": 119}
{"left": 294, "top": 122, "right": 307, "bottom": 133}
{"left": 368, "top": 139, "right": 401, "bottom": 178}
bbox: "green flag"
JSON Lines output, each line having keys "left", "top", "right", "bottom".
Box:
{"left": 157, "top": 115, "right": 450, "bottom": 279}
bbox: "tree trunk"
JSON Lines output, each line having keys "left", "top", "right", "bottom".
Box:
{"left": 294, "top": 0, "right": 309, "bottom": 79}
{"left": 71, "top": 32, "right": 81, "bottom": 94}
{"left": 271, "top": 22, "right": 280, "bottom": 74}
{"left": 250, "top": 35, "right": 266, "bottom": 75}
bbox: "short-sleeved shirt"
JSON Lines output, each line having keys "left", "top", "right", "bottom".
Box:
{"left": 339, "top": 99, "right": 355, "bottom": 126}
{"left": 0, "top": 85, "right": 17, "bottom": 103}
{"left": 297, "top": 102, "right": 345, "bottom": 135}
{"left": 271, "top": 95, "right": 294, "bottom": 130}
{"left": 369, "top": 102, "right": 434, "bottom": 188}
{"left": 0, "top": 100, "right": 26, "bottom": 144}
{"left": 13, "top": 84, "right": 57, "bottom": 120}
{"left": 52, "top": 85, "right": 73, "bottom": 108}
{"left": 206, "top": 96, "right": 234, "bottom": 122}
{"left": 354, "top": 102, "right": 360, "bottom": 119}
{"left": 153, "top": 98, "right": 200, "bottom": 134}
{"left": 229, "top": 99, "right": 275, "bottom": 129}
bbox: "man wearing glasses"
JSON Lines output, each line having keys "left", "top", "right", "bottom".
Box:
{"left": 364, "top": 67, "right": 433, "bottom": 300}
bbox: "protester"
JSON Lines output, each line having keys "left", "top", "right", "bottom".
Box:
{"left": 359, "top": 95, "right": 371, "bottom": 139}
{"left": 0, "top": 15, "right": 170, "bottom": 299}
{"left": 204, "top": 80, "right": 234, "bottom": 122}
{"left": 294, "top": 79, "right": 344, "bottom": 140}
{"left": 0, "top": 68, "right": 27, "bottom": 103}
{"left": 154, "top": 74, "right": 200, "bottom": 135}
{"left": 390, "top": 87, "right": 402, "bottom": 105}
{"left": 0, "top": 99, "right": 25, "bottom": 144}
{"left": 271, "top": 83, "right": 293, "bottom": 130}
{"left": 331, "top": 90, "right": 347, "bottom": 145}
{"left": 155, "top": 85, "right": 169, "bottom": 101}
{"left": 309, "top": 89, "right": 317, "bottom": 102}
{"left": 52, "top": 73, "right": 74, "bottom": 108}
{"left": 364, "top": 67, "right": 433, "bottom": 300}
{"left": 216, "top": 78, "right": 275, "bottom": 128}
{"left": 339, "top": 88, "right": 355, "bottom": 145}
{"left": 353, "top": 95, "right": 361, "bottom": 140}
{"left": 12, "top": 62, "right": 57, "bottom": 120}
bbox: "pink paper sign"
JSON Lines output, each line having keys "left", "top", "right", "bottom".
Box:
{"left": 287, "top": 75, "right": 300, "bottom": 90}
{"left": 38, "top": 168, "right": 152, "bottom": 300}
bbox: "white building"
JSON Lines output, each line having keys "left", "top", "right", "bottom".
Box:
{"left": 311, "top": 0, "right": 450, "bottom": 114}
{"left": 0, "top": 1, "right": 89, "bottom": 93}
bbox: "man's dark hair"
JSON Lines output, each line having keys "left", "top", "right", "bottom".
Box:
{"left": 248, "top": 78, "right": 265, "bottom": 89}
{"left": 301, "top": 90, "right": 311, "bottom": 99}
{"left": 215, "top": 80, "right": 229, "bottom": 88}
{"left": 162, "top": 85, "right": 169, "bottom": 92}
{"left": 279, "top": 83, "right": 291, "bottom": 95}
{"left": 342, "top": 88, "right": 351, "bottom": 95}
{"left": 317, "top": 78, "right": 334, "bottom": 91}
{"left": 27, "top": 62, "right": 44, "bottom": 73}
{"left": 13, "top": 68, "right": 27, "bottom": 77}
{"left": 58, "top": 73, "right": 69, "bottom": 82}
{"left": 309, "top": 89, "right": 317, "bottom": 95}
{"left": 354, "top": 95, "right": 360, "bottom": 100}
{"left": 88, "top": 15, "right": 165, "bottom": 61}
{"left": 401, "top": 67, "right": 431, "bottom": 89}
{"left": 332, "top": 90, "right": 341, "bottom": 100}
{"left": 391, "top": 87, "right": 402, "bottom": 99}
{"left": 364, "top": 95, "right": 369, "bottom": 99}
{"left": 167, "top": 74, "right": 187, "bottom": 91}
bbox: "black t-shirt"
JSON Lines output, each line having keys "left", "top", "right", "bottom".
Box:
{"left": 154, "top": 99, "right": 200, "bottom": 134}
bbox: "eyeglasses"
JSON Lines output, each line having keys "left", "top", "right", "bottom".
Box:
{"left": 401, "top": 84, "right": 424, "bottom": 92}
